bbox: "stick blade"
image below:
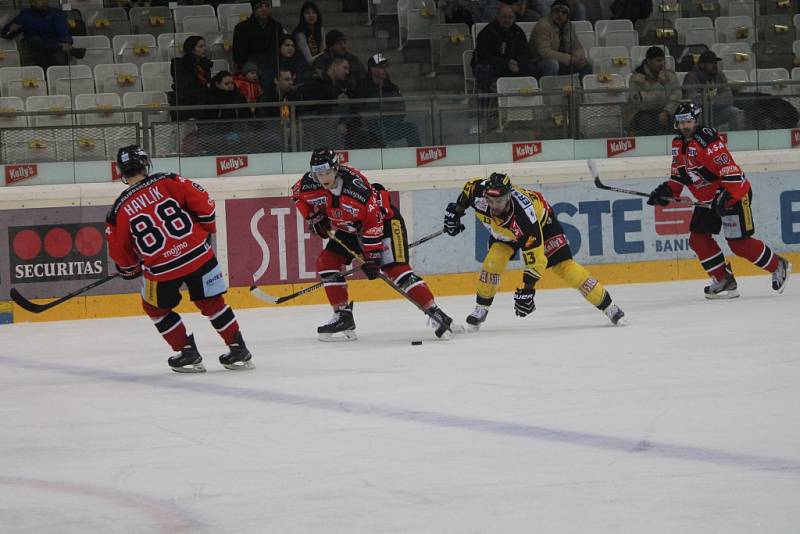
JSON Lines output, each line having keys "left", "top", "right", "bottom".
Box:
{"left": 9, "top": 288, "right": 49, "bottom": 313}
{"left": 587, "top": 158, "right": 600, "bottom": 181}
{"left": 249, "top": 286, "right": 279, "bottom": 304}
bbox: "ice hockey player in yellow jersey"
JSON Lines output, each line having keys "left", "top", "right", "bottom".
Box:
{"left": 443, "top": 172, "right": 627, "bottom": 330}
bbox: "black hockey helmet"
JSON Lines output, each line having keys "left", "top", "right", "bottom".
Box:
{"left": 484, "top": 172, "right": 513, "bottom": 198}
{"left": 309, "top": 147, "right": 339, "bottom": 175}
{"left": 116, "top": 145, "right": 151, "bottom": 180}
{"left": 674, "top": 102, "right": 701, "bottom": 128}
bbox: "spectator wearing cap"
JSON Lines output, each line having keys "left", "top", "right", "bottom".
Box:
{"left": 234, "top": 61, "right": 265, "bottom": 115}
{"left": 311, "top": 29, "right": 366, "bottom": 91}
{"left": 529, "top": 0, "right": 589, "bottom": 78}
{"left": 530, "top": 0, "right": 587, "bottom": 21}
{"left": 625, "top": 46, "right": 681, "bottom": 135}
{"left": 1, "top": 0, "right": 85, "bottom": 69}
{"left": 292, "top": 1, "right": 325, "bottom": 65}
{"left": 356, "top": 53, "right": 421, "bottom": 147}
{"left": 232, "top": 0, "right": 285, "bottom": 73}
{"left": 473, "top": 3, "right": 534, "bottom": 93}
{"left": 170, "top": 35, "right": 213, "bottom": 120}
{"left": 682, "top": 50, "right": 745, "bottom": 130}
{"left": 302, "top": 55, "right": 354, "bottom": 114}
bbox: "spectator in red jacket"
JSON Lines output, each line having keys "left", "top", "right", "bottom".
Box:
{"left": 234, "top": 61, "right": 264, "bottom": 103}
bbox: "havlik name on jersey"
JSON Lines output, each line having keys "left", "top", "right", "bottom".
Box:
{"left": 123, "top": 186, "right": 165, "bottom": 217}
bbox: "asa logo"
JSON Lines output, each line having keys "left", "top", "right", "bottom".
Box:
{"left": 111, "top": 162, "right": 122, "bottom": 181}
{"left": 791, "top": 129, "right": 800, "bottom": 147}
{"left": 5, "top": 164, "right": 38, "bottom": 185}
{"left": 512, "top": 142, "right": 542, "bottom": 162}
{"left": 216, "top": 155, "right": 249, "bottom": 176}
{"left": 416, "top": 146, "right": 447, "bottom": 166}
{"left": 336, "top": 150, "right": 349, "bottom": 164}
{"left": 606, "top": 138, "right": 636, "bottom": 158}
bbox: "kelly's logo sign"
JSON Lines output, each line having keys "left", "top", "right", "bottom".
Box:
{"left": 607, "top": 138, "right": 635, "bottom": 158}
{"left": 9, "top": 223, "right": 108, "bottom": 283}
{"left": 416, "top": 146, "right": 447, "bottom": 166}
{"left": 5, "top": 164, "right": 38, "bottom": 185}
{"left": 216, "top": 155, "right": 249, "bottom": 176}
{"left": 512, "top": 142, "right": 542, "bottom": 162}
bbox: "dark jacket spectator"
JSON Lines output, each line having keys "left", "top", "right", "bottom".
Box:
{"left": 473, "top": 3, "right": 533, "bottom": 92}
{"left": 170, "top": 35, "right": 213, "bottom": 120}
{"left": 292, "top": 1, "right": 325, "bottom": 64}
{"left": 609, "top": 0, "right": 652, "bottom": 24}
{"left": 310, "top": 29, "right": 366, "bottom": 91}
{"left": 303, "top": 56, "right": 353, "bottom": 114}
{"left": 442, "top": 0, "right": 498, "bottom": 26}
{"left": 529, "top": 0, "right": 589, "bottom": 78}
{"left": 682, "top": 50, "right": 745, "bottom": 130}
{"left": 1, "top": 0, "right": 78, "bottom": 68}
{"left": 206, "top": 71, "right": 252, "bottom": 120}
{"left": 260, "top": 68, "right": 301, "bottom": 118}
{"left": 232, "top": 0, "right": 285, "bottom": 71}
{"left": 264, "top": 34, "right": 310, "bottom": 86}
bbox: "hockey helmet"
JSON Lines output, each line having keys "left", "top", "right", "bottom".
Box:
{"left": 309, "top": 147, "right": 339, "bottom": 175}
{"left": 673, "top": 102, "right": 701, "bottom": 128}
{"left": 484, "top": 172, "right": 513, "bottom": 198}
{"left": 116, "top": 145, "right": 151, "bottom": 182}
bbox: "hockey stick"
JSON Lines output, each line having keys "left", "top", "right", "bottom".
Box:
{"left": 249, "top": 228, "right": 445, "bottom": 305}
{"left": 9, "top": 273, "right": 121, "bottom": 314}
{"left": 587, "top": 159, "right": 708, "bottom": 207}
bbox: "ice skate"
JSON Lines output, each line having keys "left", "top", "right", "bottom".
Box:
{"left": 318, "top": 302, "right": 357, "bottom": 342}
{"left": 771, "top": 257, "right": 792, "bottom": 294}
{"left": 168, "top": 335, "right": 206, "bottom": 373}
{"left": 219, "top": 331, "right": 254, "bottom": 371}
{"left": 465, "top": 304, "right": 490, "bottom": 332}
{"left": 426, "top": 306, "right": 464, "bottom": 340}
{"left": 704, "top": 264, "right": 739, "bottom": 300}
{"left": 603, "top": 303, "right": 628, "bottom": 326}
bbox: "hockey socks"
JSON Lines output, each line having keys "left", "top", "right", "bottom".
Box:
{"left": 727, "top": 237, "right": 780, "bottom": 273}
{"left": 143, "top": 301, "right": 189, "bottom": 351}
{"left": 195, "top": 295, "right": 240, "bottom": 345}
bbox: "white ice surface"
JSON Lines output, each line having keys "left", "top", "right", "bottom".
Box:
{"left": 1, "top": 277, "right": 799, "bottom": 534}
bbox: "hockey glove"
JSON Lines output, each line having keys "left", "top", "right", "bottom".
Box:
{"left": 307, "top": 211, "right": 331, "bottom": 238}
{"left": 361, "top": 259, "right": 381, "bottom": 280}
{"left": 647, "top": 182, "right": 673, "bottom": 207}
{"left": 711, "top": 189, "right": 733, "bottom": 216}
{"left": 513, "top": 287, "right": 536, "bottom": 317}
{"left": 444, "top": 202, "right": 465, "bottom": 236}
{"left": 116, "top": 262, "right": 142, "bottom": 280}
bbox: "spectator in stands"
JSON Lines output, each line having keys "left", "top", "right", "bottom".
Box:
{"left": 529, "top": 0, "right": 590, "bottom": 78}
{"left": 682, "top": 50, "right": 745, "bottom": 130}
{"left": 170, "top": 35, "right": 212, "bottom": 120}
{"left": 232, "top": 0, "right": 285, "bottom": 73}
{"left": 267, "top": 34, "right": 309, "bottom": 85}
{"left": 504, "top": 0, "right": 540, "bottom": 22}
{"left": 206, "top": 70, "right": 251, "bottom": 120}
{"left": 609, "top": 0, "right": 652, "bottom": 24}
{"left": 530, "top": 0, "right": 587, "bottom": 21}
{"left": 260, "top": 68, "right": 301, "bottom": 118}
{"left": 292, "top": 1, "right": 324, "bottom": 65}
{"left": 303, "top": 56, "right": 354, "bottom": 114}
{"left": 234, "top": 61, "right": 264, "bottom": 115}
{"left": 357, "top": 53, "right": 421, "bottom": 147}
{"left": 1, "top": 0, "right": 85, "bottom": 69}
{"left": 625, "top": 46, "right": 681, "bottom": 135}
{"left": 442, "top": 0, "right": 499, "bottom": 27}
{"left": 473, "top": 3, "right": 534, "bottom": 93}
{"left": 311, "top": 29, "right": 365, "bottom": 91}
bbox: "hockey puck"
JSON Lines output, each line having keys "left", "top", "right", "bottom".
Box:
{"left": 411, "top": 340, "right": 423, "bottom": 346}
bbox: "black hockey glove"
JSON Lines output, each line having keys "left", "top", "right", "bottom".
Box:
{"left": 116, "top": 263, "right": 141, "bottom": 280}
{"left": 307, "top": 211, "right": 331, "bottom": 238}
{"left": 513, "top": 287, "right": 536, "bottom": 317}
{"left": 444, "top": 202, "right": 465, "bottom": 236}
{"left": 361, "top": 259, "right": 381, "bottom": 280}
{"left": 711, "top": 189, "right": 733, "bottom": 216}
{"left": 647, "top": 182, "right": 673, "bottom": 207}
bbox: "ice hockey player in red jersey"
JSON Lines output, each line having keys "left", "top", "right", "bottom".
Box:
{"left": 292, "top": 147, "right": 457, "bottom": 341}
{"left": 106, "top": 145, "right": 254, "bottom": 372}
{"left": 648, "top": 103, "right": 791, "bottom": 299}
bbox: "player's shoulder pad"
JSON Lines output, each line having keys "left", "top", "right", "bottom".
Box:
{"left": 693, "top": 126, "right": 718, "bottom": 147}
{"left": 341, "top": 174, "right": 371, "bottom": 205}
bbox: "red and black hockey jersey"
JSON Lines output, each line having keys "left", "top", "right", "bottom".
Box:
{"left": 667, "top": 126, "right": 749, "bottom": 204}
{"left": 106, "top": 173, "right": 216, "bottom": 281}
{"left": 291, "top": 165, "right": 384, "bottom": 258}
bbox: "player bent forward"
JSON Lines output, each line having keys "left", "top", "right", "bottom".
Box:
{"left": 444, "top": 172, "right": 626, "bottom": 330}
{"left": 647, "top": 103, "right": 791, "bottom": 299}
{"left": 106, "top": 145, "right": 253, "bottom": 372}
{"left": 292, "top": 148, "right": 458, "bottom": 341}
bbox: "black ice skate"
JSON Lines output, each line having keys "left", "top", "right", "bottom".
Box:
{"left": 771, "top": 257, "right": 792, "bottom": 294}
{"left": 318, "top": 302, "right": 357, "bottom": 342}
{"left": 704, "top": 264, "right": 739, "bottom": 300}
{"left": 465, "top": 304, "right": 490, "bottom": 332}
{"left": 219, "top": 331, "right": 255, "bottom": 371}
{"left": 603, "top": 303, "right": 627, "bottom": 326}
{"left": 168, "top": 334, "right": 206, "bottom": 373}
{"left": 426, "top": 306, "right": 465, "bottom": 340}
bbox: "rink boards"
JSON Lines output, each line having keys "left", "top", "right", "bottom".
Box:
{"left": 2, "top": 151, "right": 800, "bottom": 323}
